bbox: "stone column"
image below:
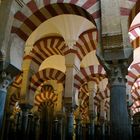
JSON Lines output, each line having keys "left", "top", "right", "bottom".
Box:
{"left": 87, "top": 81, "right": 97, "bottom": 140}
{"left": 52, "top": 117, "right": 59, "bottom": 140}
{"left": 0, "top": 72, "right": 12, "bottom": 129}
{"left": 97, "top": 47, "right": 133, "bottom": 140}
{"left": 53, "top": 83, "right": 64, "bottom": 140}
{"left": 64, "top": 53, "right": 80, "bottom": 140}
{"left": 100, "top": 100, "right": 106, "bottom": 140}
{"left": 20, "top": 65, "right": 33, "bottom": 103}
{"left": 126, "top": 84, "right": 133, "bottom": 116}
{"left": 33, "top": 113, "right": 40, "bottom": 140}
{"left": 19, "top": 103, "right": 32, "bottom": 140}
{"left": 53, "top": 113, "right": 64, "bottom": 140}
{"left": 75, "top": 117, "right": 82, "bottom": 140}
{"left": 106, "top": 107, "right": 110, "bottom": 137}
{"left": 55, "top": 83, "right": 63, "bottom": 113}
{"left": 65, "top": 106, "right": 74, "bottom": 140}
{"left": 26, "top": 113, "right": 33, "bottom": 140}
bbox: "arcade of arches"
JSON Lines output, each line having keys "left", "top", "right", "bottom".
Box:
{"left": 1, "top": 0, "right": 140, "bottom": 140}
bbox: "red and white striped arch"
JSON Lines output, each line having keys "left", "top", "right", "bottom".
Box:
{"left": 24, "top": 29, "right": 97, "bottom": 72}
{"left": 80, "top": 83, "right": 88, "bottom": 95}
{"left": 120, "top": 0, "right": 139, "bottom": 48}
{"left": 94, "top": 86, "right": 110, "bottom": 105}
{"left": 131, "top": 78, "right": 140, "bottom": 100}
{"left": 75, "top": 29, "right": 97, "bottom": 60}
{"left": 127, "top": 63, "right": 140, "bottom": 87}
{"left": 9, "top": 74, "right": 23, "bottom": 106}
{"left": 120, "top": 0, "right": 139, "bottom": 25}
{"left": 34, "top": 91, "right": 57, "bottom": 107}
{"left": 35, "top": 84, "right": 57, "bottom": 111}
{"left": 131, "top": 100, "right": 140, "bottom": 110}
{"left": 128, "top": 0, "right": 140, "bottom": 27}
{"left": 79, "top": 106, "right": 89, "bottom": 120}
{"left": 128, "top": 24, "right": 140, "bottom": 49}
{"left": 104, "top": 99, "right": 109, "bottom": 112}
{"left": 11, "top": 73, "right": 23, "bottom": 88}
{"left": 127, "top": 0, "right": 140, "bottom": 48}
{"left": 12, "top": 0, "right": 100, "bottom": 41}
{"left": 10, "top": 91, "right": 21, "bottom": 106}
{"left": 38, "top": 101, "right": 55, "bottom": 112}
{"left": 29, "top": 68, "right": 65, "bottom": 94}
{"left": 131, "top": 100, "right": 140, "bottom": 115}
{"left": 129, "top": 27, "right": 140, "bottom": 42}
{"left": 24, "top": 36, "right": 66, "bottom": 71}
{"left": 78, "top": 83, "right": 109, "bottom": 107}
{"left": 78, "top": 84, "right": 89, "bottom": 110}
{"left": 74, "top": 65, "right": 106, "bottom": 89}
{"left": 132, "top": 107, "right": 140, "bottom": 115}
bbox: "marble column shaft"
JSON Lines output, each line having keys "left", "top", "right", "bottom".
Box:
{"left": 64, "top": 53, "right": 80, "bottom": 140}
{"left": 0, "top": 72, "right": 12, "bottom": 129}
{"left": 19, "top": 104, "right": 32, "bottom": 139}
{"left": 65, "top": 107, "right": 74, "bottom": 140}
{"left": 88, "top": 81, "right": 97, "bottom": 140}
{"left": 97, "top": 47, "right": 133, "bottom": 140}
{"left": 75, "top": 118, "right": 82, "bottom": 140}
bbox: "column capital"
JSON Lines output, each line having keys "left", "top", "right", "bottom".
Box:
{"left": 89, "top": 110, "right": 96, "bottom": 120}
{"left": 19, "top": 102, "right": 32, "bottom": 111}
{"left": 0, "top": 72, "right": 12, "bottom": 92}
{"left": 96, "top": 47, "right": 133, "bottom": 86}
{"left": 64, "top": 103, "right": 74, "bottom": 114}
{"left": 65, "top": 53, "right": 80, "bottom": 70}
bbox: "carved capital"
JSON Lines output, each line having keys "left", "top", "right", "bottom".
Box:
{"left": 65, "top": 105, "right": 74, "bottom": 114}
{"left": 19, "top": 103, "right": 32, "bottom": 110}
{"left": 0, "top": 72, "right": 12, "bottom": 91}
{"left": 96, "top": 47, "right": 133, "bottom": 86}
{"left": 107, "top": 62, "right": 128, "bottom": 85}
{"left": 89, "top": 110, "right": 96, "bottom": 121}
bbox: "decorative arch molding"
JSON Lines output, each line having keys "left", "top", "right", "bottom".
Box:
{"left": 104, "top": 99, "right": 110, "bottom": 112}
{"left": 78, "top": 84, "right": 89, "bottom": 108}
{"left": 11, "top": 2, "right": 99, "bottom": 41}
{"left": 28, "top": 68, "right": 65, "bottom": 105}
{"left": 78, "top": 82, "right": 109, "bottom": 109}
{"left": 34, "top": 90, "right": 57, "bottom": 109}
{"left": 24, "top": 29, "right": 97, "bottom": 73}
{"left": 11, "top": 73, "right": 23, "bottom": 88}
{"left": 130, "top": 35, "right": 140, "bottom": 49}
{"left": 94, "top": 86, "right": 110, "bottom": 105}
{"left": 24, "top": 36, "right": 66, "bottom": 72}
{"left": 120, "top": 0, "right": 139, "bottom": 29}
{"left": 128, "top": 0, "right": 140, "bottom": 28}
{"left": 131, "top": 100, "right": 140, "bottom": 110}
{"left": 131, "top": 78, "right": 140, "bottom": 100}
{"left": 38, "top": 100, "right": 55, "bottom": 112}
{"left": 120, "top": 0, "right": 140, "bottom": 48}
{"left": 29, "top": 68, "right": 65, "bottom": 94}
{"left": 9, "top": 91, "right": 21, "bottom": 106}
{"left": 74, "top": 65, "right": 106, "bottom": 89}
{"left": 127, "top": 62, "right": 140, "bottom": 88}
{"left": 8, "top": 73, "right": 23, "bottom": 106}
{"left": 132, "top": 108, "right": 140, "bottom": 116}
{"left": 131, "top": 100, "right": 140, "bottom": 115}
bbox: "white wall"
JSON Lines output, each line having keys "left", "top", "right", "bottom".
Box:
{"left": 10, "top": 34, "right": 24, "bottom": 70}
